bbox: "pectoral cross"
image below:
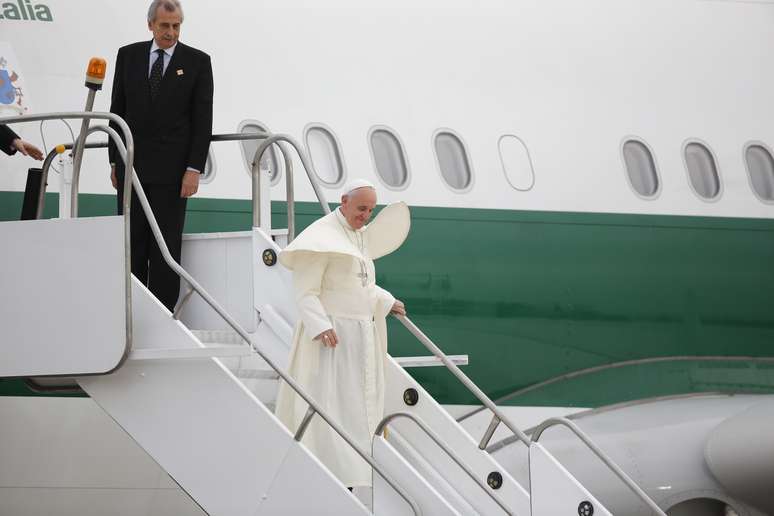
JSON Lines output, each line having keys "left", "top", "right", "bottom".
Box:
{"left": 356, "top": 260, "right": 369, "bottom": 287}
{"left": 337, "top": 212, "right": 369, "bottom": 286}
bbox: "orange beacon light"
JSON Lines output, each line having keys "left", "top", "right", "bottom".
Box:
{"left": 85, "top": 57, "right": 107, "bottom": 91}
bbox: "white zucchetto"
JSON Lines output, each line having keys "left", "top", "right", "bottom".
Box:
{"left": 344, "top": 178, "right": 376, "bottom": 195}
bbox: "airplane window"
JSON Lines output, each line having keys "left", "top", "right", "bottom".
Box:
{"left": 622, "top": 139, "right": 659, "bottom": 198}
{"left": 498, "top": 135, "right": 535, "bottom": 191}
{"left": 369, "top": 126, "right": 410, "bottom": 190}
{"left": 684, "top": 141, "right": 721, "bottom": 200}
{"left": 200, "top": 147, "right": 216, "bottom": 185}
{"left": 304, "top": 124, "right": 346, "bottom": 187}
{"left": 237, "top": 119, "right": 282, "bottom": 185}
{"left": 434, "top": 130, "right": 472, "bottom": 192}
{"left": 744, "top": 143, "right": 774, "bottom": 202}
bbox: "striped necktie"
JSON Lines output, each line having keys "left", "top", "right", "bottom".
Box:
{"left": 149, "top": 48, "right": 165, "bottom": 100}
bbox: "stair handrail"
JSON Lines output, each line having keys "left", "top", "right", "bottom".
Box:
{"left": 374, "top": 411, "right": 514, "bottom": 515}
{"left": 393, "top": 314, "right": 532, "bottom": 449}
{"left": 532, "top": 417, "right": 667, "bottom": 516}
{"left": 37, "top": 141, "right": 108, "bottom": 219}
{"left": 252, "top": 133, "right": 331, "bottom": 218}
{"left": 257, "top": 138, "right": 525, "bottom": 507}
{"left": 458, "top": 355, "right": 774, "bottom": 424}
{"left": 6, "top": 112, "right": 420, "bottom": 515}
{"left": 36, "top": 131, "right": 299, "bottom": 324}
{"left": 173, "top": 131, "right": 303, "bottom": 319}
{"left": 103, "top": 124, "right": 422, "bottom": 516}
{"left": 246, "top": 130, "right": 528, "bottom": 452}
{"left": 1, "top": 111, "right": 136, "bottom": 372}
{"left": 393, "top": 314, "right": 668, "bottom": 516}
{"left": 36, "top": 132, "right": 301, "bottom": 241}
{"left": 215, "top": 127, "right": 661, "bottom": 516}
{"left": 209, "top": 132, "right": 298, "bottom": 240}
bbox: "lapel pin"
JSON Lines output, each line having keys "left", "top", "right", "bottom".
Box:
{"left": 176, "top": 69, "right": 184, "bottom": 76}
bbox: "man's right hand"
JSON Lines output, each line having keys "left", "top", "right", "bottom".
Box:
{"left": 315, "top": 329, "right": 339, "bottom": 348}
{"left": 110, "top": 166, "right": 118, "bottom": 190}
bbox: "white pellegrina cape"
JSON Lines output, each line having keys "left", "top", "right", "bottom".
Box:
{"left": 274, "top": 202, "right": 410, "bottom": 487}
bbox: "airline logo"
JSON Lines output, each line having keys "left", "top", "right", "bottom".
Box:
{"left": 0, "top": 43, "right": 29, "bottom": 115}
{"left": 0, "top": 1, "right": 53, "bottom": 22}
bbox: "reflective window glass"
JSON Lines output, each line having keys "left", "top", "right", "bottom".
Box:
{"left": 622, "top": 139, "right": 659, "bottom": 197}
{"left": 369, "top": 127, "right": 409, "bottom": 189}
{"left": 684, "top": 141, "right": 721, "bottom": 200}
{"left": 305, "top": 124, "right": 345, "bottom": 186}
{"left": 745, "top": 144, "right": 774, "bottom": 202}
{"left": 434, "top": 130, "right": 472, "bottom": 191}
{"left": 237, "top": 120, "right": 281, "bottom": 184}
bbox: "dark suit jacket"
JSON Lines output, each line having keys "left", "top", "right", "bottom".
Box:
{"left": 1, "top": 124, "right": 20, "bottom": 155}
{"left": 108, "top": 40, "right": 213, "bottom": 185}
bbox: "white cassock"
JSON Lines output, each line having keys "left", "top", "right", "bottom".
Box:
{"left": 274, "top": 202, "right": 410, "bottom": 487}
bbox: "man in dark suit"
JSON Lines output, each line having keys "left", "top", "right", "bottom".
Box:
{"left": 109, "top": 0, "right": 213, "bottom": 311}
{"left": 1, "top": 124, "right": 43, "bottom": 160}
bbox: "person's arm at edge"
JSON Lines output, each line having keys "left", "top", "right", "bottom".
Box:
{"left": 1, "top": 124, "right": 43, "bottom": 160}
{"left": 108, "top": 47, "right": 127, "bottom": 190}
{"left": 375, "top": 285, "right": 405, "bottom": 317}
{"left": 293, "top": 252, "right": 337, "bottom": 346}
{"left": 0, "top": 124, "right": 20, "bottom": 156}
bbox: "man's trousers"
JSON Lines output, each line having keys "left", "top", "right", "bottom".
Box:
{"left": 118, "top": 183, "right": 187, "bottom": 312}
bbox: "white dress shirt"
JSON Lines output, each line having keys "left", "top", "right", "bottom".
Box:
{"left": 148, "top": 41, "right": 177, "bottom": 77}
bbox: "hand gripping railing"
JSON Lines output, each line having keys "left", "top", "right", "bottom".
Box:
{"left": 532, "top": 417, "right": 667, "bottom": 516}
{"left": 393, "top": 314, "right": 531, "bottom": 450}
{"left": 373, "top": 412, "right": 513, "bottom": 515}
{"left": 1, "top": 111, "right": 136, "bottom": 372}
{"left": 102, "top": 122, "right": 420, "bottom": 515}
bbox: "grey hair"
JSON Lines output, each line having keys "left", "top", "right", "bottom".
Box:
{"left": 147, "top": 0, "right": 184, "bottom": 23}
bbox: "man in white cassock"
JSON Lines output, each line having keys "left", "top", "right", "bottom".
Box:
{"left": 274, "top": 179, "right": 410, "bottom": 488}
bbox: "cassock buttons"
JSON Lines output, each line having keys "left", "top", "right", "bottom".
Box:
{"left": 262, "top": 249, "right": 277, "bottom": 266}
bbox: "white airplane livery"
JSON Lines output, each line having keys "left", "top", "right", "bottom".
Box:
{"left": 1, "top": 1, "right": 773, "bottom": 515}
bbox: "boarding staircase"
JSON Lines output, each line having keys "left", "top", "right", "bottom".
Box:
{"left": 0, "top": 111, "right": 668, "bottom": 516}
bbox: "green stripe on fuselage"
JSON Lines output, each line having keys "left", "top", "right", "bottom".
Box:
{"left": 2, "top": 191, "right": 773, "bottom": 406}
